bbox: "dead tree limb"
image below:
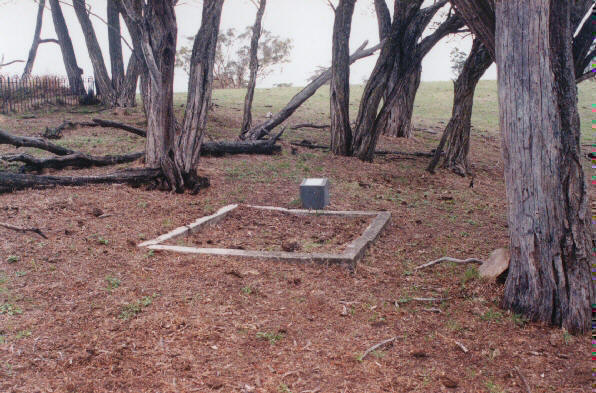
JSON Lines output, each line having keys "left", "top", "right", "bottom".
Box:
{"left": 43, "top": 120, "right": 99, "bottom": 139}
{"left": 0, "top": 168, "right": 162, "bottom": 194}
{"left": 291, "top": 123, "right": 330, "bottom": 130}
{"left": 291, "top": 140, "right": 433, "bottom": 157}
{"left": 241, "top": 40, "right": 382, "bottom": 140}
{"left": 514, "top": 366, "right": 533, "bottom": 393}
{"left": 415, "top": 257, "right": 485, "bottom": 270}
{"left": 0, "top": 128, "right": 75, "bottom": 156}
{"left": 0, "top": 222, "right": 47, "bottom": 239}
{"left": 359, "top": 337, "right": 396, "bottom": 361}
{"left": 91, "top": 118, "right": 147, "bottom": 137}
{"left": 1, "top": 152, "right": 144, "bottom": 171}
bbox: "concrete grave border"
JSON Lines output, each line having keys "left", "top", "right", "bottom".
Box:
{"left": 138, "top": 204, "right": 390, "bottom": 269}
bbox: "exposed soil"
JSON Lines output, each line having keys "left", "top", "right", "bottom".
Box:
{"left": 0, "top": 102, "right": 592, "bottom": 393}
{"left": 170, "top": 205, "right": 372, "bottom": 253}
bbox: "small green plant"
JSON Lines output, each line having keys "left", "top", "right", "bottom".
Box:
{"left": 0, "top": 335, "right": 5, "bottom": 344}
{"left": 97, "top": 237, "right": 109, "bottom": 245}
{"left": 0, "top": 303, "right": 22, "bottom": 316}
{"left": 460, "top": 266, "right": 479, "bottom": 285}
{"left": 511, "top": 313, "right": 528, "bottom": 327}
{"left": 147, "top": 249, "right": 155, "bottom": 258}
{"left": 562, "top": 330, "right": 573, "bottom": 345}
{"left": 481, "top": 309, "right": 503, "bottom": 323}
{"left": 241, "top": 286, "right": 253, "bottom": 295}
{"left": 6, "top": 256, "right": 18, "bottom": 264}
{"left": 15, "top": 330, "right": 31, "bottom": 339}
{"left": 15, "top": 271, "right": 27, "bottom": 278}
{"left": 278, "top": 383, "right": 292, "bottom": 393}
{"left": 256, "top": 331, "right": 284, "bottom": 345}
{"left": 485, "top": 379, "right": 504, "bottom": 393}
{"left": 119, "top": 293, "right": 158, "bottom": 320}
{"left": 105, "top": 275, "right": 121, "bottom": 292}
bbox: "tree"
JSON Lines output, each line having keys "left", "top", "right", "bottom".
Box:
{"left": 329, "top": 0, "right": 356, "bottom": 156}
{"left": 449, "top": 46, "right": 467, "bottom": 79}
{"left": 48, "top": 0, "right": 85, "bottom": 94}
{"left": 351, "top": 1, "right": 464, "bottom": 160}
{"left": 241, "top": 0, "right": 267, "bottom": 135}
{"left": 73, "top": 0, "right": 140, "bottom": 107}
{"left": 176, "top": 27, "right": 292, "bottom": 89}
{"left": 450, "top": 0, "right": 594, "bottom": 333}
{"left": 427, "top": 38, "right": 492, "bottom": 175}
{"left": 22, "top": 0, "right": 60, "bottom": 79}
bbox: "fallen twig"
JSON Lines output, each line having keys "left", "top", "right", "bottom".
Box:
{"left": 415, "top": 257, "right": 485, "bottom": 270}
{"left": 0, "top": 222, "right": 47, "bottom": 239}
{"left": 422, "top": 307, "right": 443, "bottom": 313}
{"left": 290, "top": 140, "right": 434, "bottom": 157}
{"left": 411, "top": 297, "right": 449, "bottom": 302}
{"left": 291, "top": 123, "right": 330, "bottom": 130}
{"left": 514, "top": 366, "right": 532, "bottom": 393}
{"left": 359, "top": 337, "right": 396, "bottom": 361}
{"left": 454, "top": 340, "right": 469, "bottom": 353}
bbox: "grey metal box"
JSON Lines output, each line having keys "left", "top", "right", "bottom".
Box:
{"left": 300, "top": 178, "right": 330, "bottom": 209}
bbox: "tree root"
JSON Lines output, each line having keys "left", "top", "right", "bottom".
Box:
{"left": 415, "top": 256, "right": 485, "bottom": 270}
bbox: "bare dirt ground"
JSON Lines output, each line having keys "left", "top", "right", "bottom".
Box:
{"left": 0, "top": 96, "right": 592, "bottom": 393}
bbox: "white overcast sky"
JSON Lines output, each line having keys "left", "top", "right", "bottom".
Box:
{"left": 0, "top": 0, "right": 496, "bottom": 91}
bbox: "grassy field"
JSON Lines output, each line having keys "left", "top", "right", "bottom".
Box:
{"left": 175, "top": 79, "right": 595, "bottom": 142}
{"left": 0, "top": 80, "right": 593, "bottom": 392}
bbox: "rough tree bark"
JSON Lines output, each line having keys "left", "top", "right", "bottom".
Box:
{"left": 48, "top": 0, "right": 85, "bottom": 94}
{"left": 352, "top": 1, "right": 463, "bottom": 160}
{"left": 384, "top": 64, "right": 421, "bottom": 138}
{"left": 453, "top": 0, "right": 594, "bottom": 333}
{"left": 175, "top": 0, "right": 224, "bottom": 191}
{"left": 240, "top": 0, "right": 266, "bottom": 135}
{"left": 329, "top": 0, "right": 356, "bottom": 156}
{"left": 73, "top": 0, "right": 117, "bottom": 102}
{"left": 427, "top": 39, "right": 492, "bottom": 175}
{"left": 241, "top": 41, "right": 381, "bottom": 140}
{"left": 107, "top": 0, "right": 125, "bottom": 91}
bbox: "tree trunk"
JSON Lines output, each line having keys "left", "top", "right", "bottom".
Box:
{"left": 383, "top": 64, "right": 421, "bottom": 138}
{"left": 329, "top": 0, "right": 356, "bottom": 156}
{"left": 240, "top": 0, "right": 266, "bottom": 135}
{"left": 22, "top": 0, "right": 47, "bottom": 79}
{"left": 48, "top": 0, "right": 85, "bottom": 95}
{"left": 73, "top": 0, "right": 116, "bottom": 103}
{"left": 495, "top": 0, "right": 594, "bottom": 333}
{"left": 374, "top": 0, "right": 391, "bottom": 41}
{"left": 427, "top": 39, "right": 492, "bottom": 175}
{"left": 240, "top": 41, "right": 381, "bottom": 140}
{"left": 107, "top": 0, "right": 125, "bottom": 91}
{"left": 115, "top": 54, "right": 141, "bottom": 107}
{"left": 175, "top": 0, "right": 224, "bottom": 191}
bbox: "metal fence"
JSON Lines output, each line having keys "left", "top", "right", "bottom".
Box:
{"left": 0, "top": 75, "right": 96, "bottom": 114}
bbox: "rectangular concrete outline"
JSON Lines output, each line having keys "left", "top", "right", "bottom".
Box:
{"left": 138, "top": 204, "right": 390, "bottom": 269}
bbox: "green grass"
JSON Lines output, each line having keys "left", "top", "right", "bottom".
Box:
{"left": 176, "top": 80, "right": 595, "bottom": 141}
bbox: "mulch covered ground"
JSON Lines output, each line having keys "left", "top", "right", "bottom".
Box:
{"left": 169, "top": 205, "right": 372, "bottom": 254}
{"left": 0, "top": 106, "right": 592, "bottom": 393}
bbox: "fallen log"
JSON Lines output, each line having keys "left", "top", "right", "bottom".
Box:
{"left": 202, "top": 139, "right": 281, "bottom": 156}
{"left": 291, "top": 140, "right": 434, "bottom": 157}
{"left": 0, "top": 222, "right": 47, "bottom": 239}
{"left": 1, "top": 152, "right": 144, "bottom": 171}
{"left": 91, "top": 118, "right": 147, "bottom": 137}
{"left": 0, "top": 128, "right": 75, "bottom": 156}
{"left": 241, "top": 40, "right": 382, "bottom": 140}
{"left": 0, "top": 168, "right": 162, "bottom": 193}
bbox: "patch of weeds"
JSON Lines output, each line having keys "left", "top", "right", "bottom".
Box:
{"left": 96, "top": 236, "right": 109, "bottom": 245}
{"left": 105, "top": 275, "right": 121, "bottom": 292}
{"left": 0, "top": 335, "right": 5, "bottom": 344}
{"left": 460, "top": 266, "right": 479, "bottom": 286}
{"left": 0, "top": 303, "right": 22, "bottom": 316}
{"left": 138, "top": 201, "right": 148, "bottom": 209}
{"left": 396, "top": 296, "right": 412, "bottom": 305}
{"left": 15, "top": 330, "right": 31, "bottom": 339}
{"left": 481, "top": 309, "right": 503, "bottom": 323}
{"left": 484, "top": 379, "right": 504, "bottom": 393}
{"left": 256, "top": 331, "right": 284, "bottom": 345}
{"left": 446, "top": 319, "right": 462, "bottom": 331}
{"left": 460, "top": 231, "right": 470, "bottom": 238}
{"left": 241, "top": 286, "right": 254, "bottom": 295}
{"left": 146, "top": 249, "right": 155, "bottom": 258}
{"left": 278, "top": 383, "right": 292, "bottom": 393}
{"left": 562, "top": 330, "right": 573, "bottom": 345}
{"left": 119, "top": 293, "right": 158, "bottom": 320}
{"left": 15, "top": 271, "right": 27, "bottom": 278}
{"left": 6, "top": 256, "right": 19, "bottom": 264}
{"left": 511, "top": 313, "right": 528, "bottom": 327}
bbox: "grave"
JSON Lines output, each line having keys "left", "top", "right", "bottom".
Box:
{"left": 300, "top": 178, "right": 330, "bottom": 209}
{"left": 138, "top": 204, "right": 390, "bottom": 269}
